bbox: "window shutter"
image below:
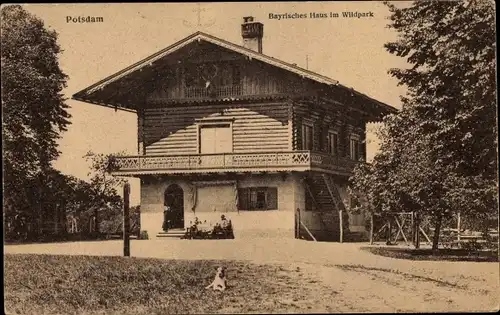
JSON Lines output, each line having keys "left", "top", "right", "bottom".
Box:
{"left": 319, "top": 125, "right": 327, "bottom": 152}
{"left": 250, "top": 189, "right": 258, "bottom": 210}
{"left": 266, "top": 188, "right": 278, "bottom": 210}
{"left": 359, "top": 140, "right": 365, "bottom": 161}
{"left": 339, "top": 127, "right": 347, "bottom": 157}
{"left": 232, "top": 66, "right": 241, "bottom": 85}
{"left": 238, "top": 188, "right": 248, "bottom": 210}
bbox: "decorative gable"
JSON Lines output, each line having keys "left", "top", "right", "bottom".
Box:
{"left": 183, "top": 61, "right": 242, "bottom": 98}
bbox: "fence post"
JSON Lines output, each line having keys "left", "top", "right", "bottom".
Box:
{"left": 123, "top": 183, "right": 131, "bottom": 257}
{"left": 295, "top": 208, "right": 300, "bottom": 239}
{"left": 386, "top": 217, "right": 392, "bottom": 245}
{"left": 411, "top": 211, "right": 415, "bottom": 247}
{"left": 339, "top": 210, "right": 344, "bottom": 243}
{"left": 415, "top": 212, "right": 420, "bottom": 249}
{"left": 369, "top": 213, "right": 374, "bottom": 245}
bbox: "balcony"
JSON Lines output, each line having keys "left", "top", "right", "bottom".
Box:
{"left": 111, "top": 151, "right": 358, "bottom": 176}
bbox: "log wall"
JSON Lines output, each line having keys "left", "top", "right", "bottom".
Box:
{"left": 142, "top": 102, "right": 291, "bottom": 155}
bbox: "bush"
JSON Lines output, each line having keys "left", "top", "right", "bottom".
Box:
{"left": 139, "top": 230, "right": 149, "bottom": 240}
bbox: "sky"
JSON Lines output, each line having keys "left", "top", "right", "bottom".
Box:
{"left": 22, "top": 2, "right": 409, "bottom": 204}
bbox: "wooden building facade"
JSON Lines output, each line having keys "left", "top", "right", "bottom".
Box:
{"left": 73, "top": 17, "right": 396, "bottom": 241}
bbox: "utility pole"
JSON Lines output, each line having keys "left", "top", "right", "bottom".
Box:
{"left": 123, "top": 183, "right": 131, "bottom": 257}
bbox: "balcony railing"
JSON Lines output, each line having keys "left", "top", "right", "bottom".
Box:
{"left": 111, "top": 151, "right": 358, "bottom": 176}
{"left": 185, "top": 85, "right": 242, "bottom": 99}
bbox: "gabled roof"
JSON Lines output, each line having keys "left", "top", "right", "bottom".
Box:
{"left": 73, "top": 31, "right": 396, "bottom": 114}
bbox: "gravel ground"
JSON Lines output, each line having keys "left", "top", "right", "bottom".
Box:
{"left": 5, "top": 239, "right": 499, "bottom": 313}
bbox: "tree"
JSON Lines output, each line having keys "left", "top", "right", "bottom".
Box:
{"left": 350, "top": 1, "right": 497, "bottom": 250}
{"left": 5, "top": 168, "right": 79, "bottom": 240}
{"left": 84, "top": 151, "right": 127, "bottom": 234}
{"left": 384, "top": 0, "right": 496, "bottom": 179}
{"left": 2, "top": 5, "right": 71, "bottom": 230}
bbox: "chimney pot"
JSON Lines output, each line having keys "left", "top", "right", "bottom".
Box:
{"left": 241, "top": 16, "right": 263, "bottom": 53}
{"left": 243, "top": 16, "right": 254, "bottom": 23}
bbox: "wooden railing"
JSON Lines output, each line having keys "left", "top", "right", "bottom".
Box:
{"left": 112, "top": 151, "right": 357, "bottom": 175}
{"left": 185, "top": 85, "right": 243, "bottom": 98}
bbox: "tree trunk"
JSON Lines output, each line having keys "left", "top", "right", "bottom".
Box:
{"left": 386, "top": 218, "right": 392, "bottom": 245}
{"left": 432, "top": 213, "right": 443, "bottom": 250}
{"left": 94, "top": 208, "right": 99, "bottom": 235}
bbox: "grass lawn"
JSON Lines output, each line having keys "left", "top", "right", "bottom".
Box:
{"left": 362, "top": 246, "right": 499, "bottom": 262}
{"left": 4, "top": 254, "right": 329, "bottom": 315}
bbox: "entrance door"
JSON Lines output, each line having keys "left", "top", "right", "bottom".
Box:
{"left": 164, "top": 184, "right": 184, "bottom": 229}
{"left": 199, "top": 124, "right": 232, "bottom": 154}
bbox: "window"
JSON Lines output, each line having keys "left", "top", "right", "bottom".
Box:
{"left": 238, "top": 187, "right": 278, "bottom": 210}
{"left": 350, "top": 137, "right": 360, "bottom": 161}
{"left": 327, "top": 131, "right": 338, "bottom": 156}
{"left": 301, "top": 123, "right": 313, "bottom": 150}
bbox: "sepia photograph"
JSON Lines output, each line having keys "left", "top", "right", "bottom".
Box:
{"left": 2, "top": 1, "right": 498, "bottom": 314}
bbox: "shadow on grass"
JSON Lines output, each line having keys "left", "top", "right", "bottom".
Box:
{"left": 334, "top": 264, "right": 466, "bottom": 289}
{"left": 361, "top": 246, "right": 498, "bottom": 263}
{"left": 4, "top": 234, "right": 143, "bottom": 246}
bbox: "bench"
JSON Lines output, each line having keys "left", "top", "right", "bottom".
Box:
{"left": 182, "top": 220, "right": 234, "bottom": 240}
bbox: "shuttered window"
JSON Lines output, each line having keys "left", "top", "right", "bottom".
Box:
{"left": 350, "top": 138, "right": 360, "bottom": 160}
{"left": 238, "top": 187, "right": 278, "bottom": 210}
{"left": 301, "top": 123, "right": 313, "bottom": 150}
{"left": 328, "top": 131, "right": 338, "bottom": 156}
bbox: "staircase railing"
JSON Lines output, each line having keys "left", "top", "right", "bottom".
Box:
{"left": 304, "top": 177, "right": 331, "bottom": 235}
{"left": 300, "top": 220, "right": 317, "bottom": 241}
{"left": 322, "top": 174, "right": 346, "bottom": 211}
{"left": 322, "top": 174, "right": 348, "bottom": 242}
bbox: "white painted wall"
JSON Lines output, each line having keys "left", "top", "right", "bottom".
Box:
{"left": 139, "top": 173, "right": 301, "bottom": 239}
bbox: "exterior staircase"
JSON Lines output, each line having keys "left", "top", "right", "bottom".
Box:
{"left": 300, "top": 173, "right": 350, "bottom": 242}
{"left": 156, "top": 228, "right": 185, "bottom": 239}
{"left": 302, "top": 174, "right": 341, "bottom": 241}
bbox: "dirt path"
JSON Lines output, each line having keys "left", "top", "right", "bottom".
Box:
{"left": 292, "top": 262, "right": 497, "bottom": 313}
{"left": 4, "top": 239, "right": 499, "bottom": 313}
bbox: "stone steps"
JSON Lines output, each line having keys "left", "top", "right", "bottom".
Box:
{"left": 156, "top": 229, "right": 186, "bottom": 239}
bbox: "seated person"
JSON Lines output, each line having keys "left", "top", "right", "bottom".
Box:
{"left": 217, "top": 215, "right": 233, "bottom": 238}
{"left": 220, "top": 215, "right": 229, "bottom": 229}
{"left": 211, "top": 222, "right": 222, "bottom": 235}
{"left": 193, "top": 217, "right": 201, "bottom": 226}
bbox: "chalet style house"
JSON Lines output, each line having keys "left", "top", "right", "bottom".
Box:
{"left": 73, "top": 17, "right": 396, "bottom": 241}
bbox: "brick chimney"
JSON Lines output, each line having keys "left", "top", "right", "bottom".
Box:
{"left": 241, "top": 16, "right": 263, "bottom": 53}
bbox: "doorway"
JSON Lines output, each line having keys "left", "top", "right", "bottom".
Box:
{"left": 164, "top": 184, "right": 184, "bottom": 230}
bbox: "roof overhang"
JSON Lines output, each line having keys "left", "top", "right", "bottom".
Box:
{"left": 72, "top": 31, "right": 397, "bottom": 117}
